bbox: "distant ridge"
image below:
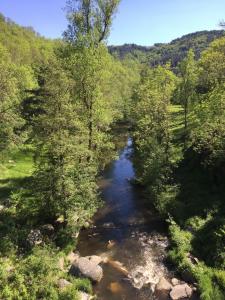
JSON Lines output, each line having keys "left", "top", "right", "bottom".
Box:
{"left": 109, "top": 30, "right": 225, "bottom": 67}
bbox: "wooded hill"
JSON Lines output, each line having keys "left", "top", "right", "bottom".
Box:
{"left": 1, "top": 12, "right": 223, "bottom": 69}
{"left": 109, "top": 30, "right": 225, "bottom": 67}
{"left": 0, "top": 13, "right": 55, "bottom": 65}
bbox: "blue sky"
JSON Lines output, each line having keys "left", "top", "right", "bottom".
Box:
{"left": 0, "top": 0, "right": 224, "bottom": 45}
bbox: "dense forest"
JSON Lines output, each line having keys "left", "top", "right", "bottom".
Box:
{"left": 0, "top": 1, "right": 224, "bottom": 300}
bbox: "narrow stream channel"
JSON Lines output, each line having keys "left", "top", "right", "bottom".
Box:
{"left": 77, "top": 137, "right": 173, "bottom": 300}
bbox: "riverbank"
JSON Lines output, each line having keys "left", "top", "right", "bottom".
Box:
{"left": 0, "top": 148, "right": 95, "bottom": 299}
{"left": 75, "top": 137, "right": 199, "bottom": 300}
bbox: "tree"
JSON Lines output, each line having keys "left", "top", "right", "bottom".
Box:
{"left": 31, "top": 58, "right": 98, "bottom": 224}
{"left": 175, "top": 49, "right": 198, "bottom": 146}
{"left": 191, "top": 37, "right": 225, "bottom": 166}
{"left": 132, "top": 65, "right": 177, "bottom": 192}
{"left": 63, "top": 0, "right": 121, "bottom": 164}
{"left": 64, "top": 0, "right": 120, "bottom": 45}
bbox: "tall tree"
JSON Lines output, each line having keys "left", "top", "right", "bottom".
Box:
{"left": 132, "top": 65, "right": 177, "bottom": 192}
{"left": 63, "top": 0, "right": 121, "bottom": 163}
{"left": 31, "top": 58, "right": 98, "bottom": 224}
{"left": 191, "top": 37, "right": 225, "bottom": 166}
{"left": 64, "top": 0, "right": 120, "bottom": 44}
{"left": 175, "top": 49, "right": 198, "bottom": 146}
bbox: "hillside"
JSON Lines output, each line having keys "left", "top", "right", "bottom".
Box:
{"left": 0, "top": 13, "right": 55, "bottom": 65}
{"left": 1, "top": 12, "right": 223, "bottom": 69}
{"left": 109, "top": 30, "right": 225, "bottom": 67}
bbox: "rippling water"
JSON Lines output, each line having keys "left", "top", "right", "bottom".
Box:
{"left": 77, "top": 138, "right": 173, "bottom": 300}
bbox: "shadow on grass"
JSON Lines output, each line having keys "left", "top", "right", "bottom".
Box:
{"left": 191, "top": 215, "right": 225, "bottom": 268}
{"left": 0, "top": 176, "right": 32, "bottom": 204}
{"left": 173, "top": 148, "right": 225, "bottom": 222}
{"left": 0, "top": 176, "right": 35, "bottom": 255}
{"left": 170, "top": 147, "right": 225, "bottom": 268}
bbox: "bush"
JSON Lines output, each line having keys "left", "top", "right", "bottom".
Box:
{"left": 192, "top": 216, "right": 225, "bottom": 268}
{"left": 168, "top": 221, "right": 225, "bottom": 300}
{"left": 0, "top": 247, "right": 92, "bottom": 300}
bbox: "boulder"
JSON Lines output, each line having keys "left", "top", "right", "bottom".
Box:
{"left": 41, "top": 224, "right": 54, "bottom": 235}
{"left": 79, "top": 292, "right": 91, "bottom": 300}
{"left": 70, "top": 256, "right": 103, "bottom": 282}
{"left": 155, "top": 277, "right": 172, "bottom": 292}
{"left": 87, "top": 255, "right": 103, "bottom": 265}
{"left": 170, "top": 284, "right": 193, "bottom": 300}
{"left": 99, "top": 252, "right": 109, "bottom": 263}
{"left": 27, "top": 229, "right": 43, "bottom": 247}
{"left": 67, "top": 252, "right": 80, "bottom": 264}
{"left": 171, "top": 278, "right": 180, "bottom": 286}
{"left": 58, "top": 279, "right": 72, "bottom": 289}
{"left": 83, "top": 222, "right": 90, "bottom": 228}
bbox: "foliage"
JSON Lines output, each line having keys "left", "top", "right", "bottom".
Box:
{"left": 28, "top": 58, "right": 98, "bottom": 224}
{"left": 0, "top": 247, "right": 91, "bottom": 300}
{"left": 0, "top": 43, "right": 37, "bottom": 157}
{"left": 174, "top": 49, "right": 198, "bottom": 146}
{"left": 168, "top": 222, "right": 225, "bottom": 300}
{"left": 132, "top": 65, "right": 177, "bottom": 204}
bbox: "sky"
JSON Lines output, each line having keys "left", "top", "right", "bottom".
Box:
{"left": 0, "top": 0, "right": 225, "bottom": 46}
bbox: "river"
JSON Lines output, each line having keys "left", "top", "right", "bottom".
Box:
{"left": 77, "top": 137, "right": 174, "bottom": 300}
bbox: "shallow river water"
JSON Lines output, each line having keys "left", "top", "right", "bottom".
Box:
{"left": 77, "top": 138, "right": 174, "bottom": 300}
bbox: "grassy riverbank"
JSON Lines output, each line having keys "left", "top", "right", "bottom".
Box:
{"left": 165, "top": 105, "right": 225, "bottom": 300}
{"left": 0, "top": 150, "right": 93, "bottom": 299}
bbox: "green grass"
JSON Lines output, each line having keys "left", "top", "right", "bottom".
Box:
{"left": 168, "top": 105, "right": 184, "bottom": 162}
{"left": 169, "top": 104, "right": 184, "bottom": 139}
{"left": 0, "top": 147, "right": 34, "bottom": 203}
{"left": 0, "top": 149, "right": 34, "bottom": 179}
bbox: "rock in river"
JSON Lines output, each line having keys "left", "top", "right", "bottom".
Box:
{"left": 171, "top": 278, "right": 180, "bottom": 286}
{"left": 69, "top": 256, "right": 103, "bottom": 282}
{"left": 155, "top": 276, "right": 172, "bottom": 292}
{"left": 170, "top": 283, "right": 193, "bottom": 300}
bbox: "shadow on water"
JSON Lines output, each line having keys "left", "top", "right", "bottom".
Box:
{"left": 77, "top": 137, "right": 173, "bottom": 300}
